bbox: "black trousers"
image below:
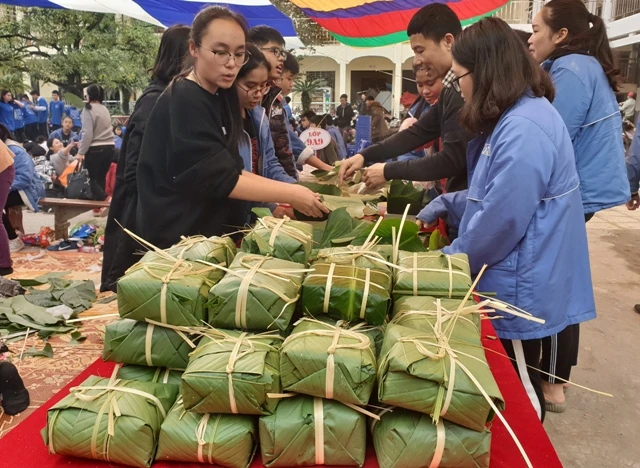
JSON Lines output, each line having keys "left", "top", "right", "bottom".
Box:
{"left": 24, "top": 123, "right": 38, "bottom": 141}
{"left": 84, "top": 145, "right": 114, "bottom": 201}
{"left": 501, "top": 338, "right": 545, "bottom": 422}
{"left": 541, "top": 324, "right": 579, "bottom": 383}
{"left": 13, "top": 127, "right": 25, "bottom": 143}
{"left": 37, "top": 122, "right": 48, "bottom": 137}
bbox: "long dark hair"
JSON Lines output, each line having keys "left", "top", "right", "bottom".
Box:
{"left": 151, "top": 25, "right": 190, "bottom": 85}
{"left": 177, "top": 6, "right": 249, "bottom": 155}
{"left": 452, "top": 17, "right": 555, "bottom": 134}
{"left": 237, "top": 43, "right": 271, "bottom": 81}
{"left": 84, "top": 84, "right": 105, "bottom": 110}
{"left": 543, "top": 0, "right": 618, "bottom": 91}
{"left": 1, "top": 90, "right": 12, "bottom": 104}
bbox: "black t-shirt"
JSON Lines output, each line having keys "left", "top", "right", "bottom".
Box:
{"left": 243, "top": 116, "right": 260, "bottom": 175}
{"left": 137, "top": 79, "right": 246, "bottom": 248}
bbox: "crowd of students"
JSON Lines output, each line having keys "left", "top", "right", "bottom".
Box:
{"left": 0, "top": 0, "right": 632, "bottom": 425}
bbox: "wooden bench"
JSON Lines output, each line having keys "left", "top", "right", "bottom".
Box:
{"left": 38, "top": 198, "right": 110, "bottom": 240}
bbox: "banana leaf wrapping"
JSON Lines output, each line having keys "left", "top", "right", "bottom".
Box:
{"left": 117, "top": 365, "right": 183, "bottom": 387}
{"left": 103, "top": 319, "right": 199, "bottom": 370}
{"left": 259, "top": 395, "right": 367, "bottom": 468}
{"left": 141, "top": 236, "right": 237, "bottom": 281}
{"left": 280, "top": 318, "right": 377, "bottom": 406}
{"left": 208, "top": 252, "right": 306, "bottom": 332}
{"left": 392, "top": 296, "right": 481, "bottom": 333}
{"left": 302, "top": 262, "right": 392, "bottom": 326}
{"left": 118, "top": 256, "right": 216, "bottom": 327}
{"left": 393, "top": 252, "right": 472, "bottom": 298}
{"left": 241, "top": 216, "right": 314, "bottom": 265}
{"left": 156, "top": 397, "right": 258, "bottom": 467}
{"left": 315, "top": 246, "right": 392, "bottom": 275}
{"left": 182, "top": 329, "right": 282, "bottom": 415}
{"left": 42, "top": 374, "right": 178, "bottom": 468}
{"left": 378, "top": 323, "right": 504, "bottom": 432}
{"left": 372, "top": 407, "right": 491, "bottom": 468}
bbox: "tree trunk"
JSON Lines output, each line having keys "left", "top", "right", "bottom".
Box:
{"left": 302, "top": 91, "right": 311, "bottom": 111}
{"left": 120, "top": 88, "right": 131, "bottom": 114}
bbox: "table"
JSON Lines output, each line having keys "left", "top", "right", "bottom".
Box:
{"left": 0, "top": 320, "right": 563, "bottom": 467}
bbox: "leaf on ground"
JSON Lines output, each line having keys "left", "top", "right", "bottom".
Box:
{"left": 69, "top": 331, "right": 87, "bottom": 345}
{"left": 96, "top": 294, "right": 117, "bottom": 305}
{"left": 15, "top": 272, "right": 71, "bottom": 287}
{"left": 24, "top": 342, "right": 54, "bottom": 358}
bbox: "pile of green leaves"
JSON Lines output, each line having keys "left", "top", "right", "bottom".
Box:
{"left": 0, "top": 273, "right": 98, "bottom": 351}
{"left": 387, "top": 180, "right": 425, "bottom": 215}
{"left": 313, "top": 208, "right": 427, "bottom": 253}
{"left": 297, "top": 182, "right": 342, "bottom": 196}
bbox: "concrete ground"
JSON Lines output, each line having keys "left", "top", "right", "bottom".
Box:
{"left": 18, "top": 206, "right": 640, "bottom": 467}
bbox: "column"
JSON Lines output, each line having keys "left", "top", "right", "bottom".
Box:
{"left": 531, "top": 0, "right": 544, "bottom": 19}
{"left": 602, "top": 0, "right": 614, "bottom": 22}
{"left": 392, "top": 45, "right": 403, "bottom": 118}
{"left": 339, "top": 60, "right": 347, "bottom": 99}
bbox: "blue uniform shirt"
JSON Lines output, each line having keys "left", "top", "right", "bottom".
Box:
{"left": 64, "top": 106, "right": 82, "bottom": 128}
{"left": 0, "top": 102, "right": 15, "bottom": 131}
{"left": 37, "top": 97, "right": 48, "bottom": 124}
{"left": 49, "top": 100, "right": 65, "bottom": 126}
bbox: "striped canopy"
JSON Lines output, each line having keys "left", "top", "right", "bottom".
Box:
{"left": 287, "top": 0, "right": 511, "bottom": 47}
{"left": 0, "top": 0, "right": 303, "bottom": 47}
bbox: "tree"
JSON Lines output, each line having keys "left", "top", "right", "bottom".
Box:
{"left": 270, "top": 0, "right": 335, "bottom": 46}
{"left": 293, "top": 77, "right": 326, "bottom": 111}
{"left": 0, "top": 8, "right": 159, "bottom": 110}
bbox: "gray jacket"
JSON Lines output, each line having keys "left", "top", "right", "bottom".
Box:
{"left": 79, "top": 103, "right": 114, "bottom": 155}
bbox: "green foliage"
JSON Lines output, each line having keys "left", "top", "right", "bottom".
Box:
{"left": 352, "top": 218, "right": 427, "bottom": 252}
{"left": 0, "top": 9, "right": 160, "bottom": 98}
{"left": 387, "top": 180, "right": 425, "bottom": 215}
{"left": 293, "top": 77, "right": 326, "bottom": 111}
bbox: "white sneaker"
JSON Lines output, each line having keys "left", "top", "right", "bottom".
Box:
{"left": 9, "top": 237, "right": 24, "bottom": 253}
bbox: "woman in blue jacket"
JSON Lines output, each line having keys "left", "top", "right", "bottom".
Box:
{"left": 236, "top": 44, "right": 297, "bottom": 219}
{"left": 417, "top": 17, "right": 595, "bottom": 421}
{"left": 0, "top": 124, "right": 44, "bottom": 253}
{"left": 528, "top": 0, "right": 627, "bottom": 411}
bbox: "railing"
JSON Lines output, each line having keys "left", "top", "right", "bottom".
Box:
{"left": 614, "top": 0, "right": 640, "bottom": 19}
{"left": 493, "top": 0, "right": 534, "bottom": 24}
{"left": 619, "top": 56, "right": 639, "bottom": 84}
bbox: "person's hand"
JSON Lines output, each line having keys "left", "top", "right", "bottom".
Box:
{"left": 338, "top": 154, "right": 364, "bottom": 184}
{"left": 627, "top": 193, "right": 640, "bottom": 210}
{"left": 288, "top": 185, "right": 329, "bottom": 218}
{"left": 399, "top": 117, "right": 417, "bottom": 132}
{"left": 272, "top": 205, "right": 296, "bottom": 219}
{"left": 416, "top": 219, "right": 438, "bottom": 230}
{"left": 76, "top": 154, "right": 84, "bottom": 162}
{"left": 363, "top": 163, "right": 387, "bottom": 189}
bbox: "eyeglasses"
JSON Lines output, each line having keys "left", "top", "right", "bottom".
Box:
{"left": 198, "top": 44, "right": 251, "bottom": 66}
{"left": 451, "top": 71, "right": 472, "bottom": 93}
{"left": 237, "top": 82, "right": 271, "bottom": 98}
{"left": 261, "top": 47, "right": 287, "bottom": 59}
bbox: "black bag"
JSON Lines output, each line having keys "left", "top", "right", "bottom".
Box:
{"left": 65, "top": 162, "right": 92, "bottom": 200}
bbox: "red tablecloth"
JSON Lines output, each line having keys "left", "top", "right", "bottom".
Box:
{"left": 0, "top": 319, "right": 562, "bottom": 468}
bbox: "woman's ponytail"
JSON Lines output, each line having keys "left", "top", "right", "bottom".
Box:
{"left": 543, "top": 0, "right": 619, "bottom": 91}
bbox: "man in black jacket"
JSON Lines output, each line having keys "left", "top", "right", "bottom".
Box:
{"left": 339, "top": 4, "right": 474, "bottom": 195}
{"left": 335, "top": 94, "right": 354, "bottom": 133}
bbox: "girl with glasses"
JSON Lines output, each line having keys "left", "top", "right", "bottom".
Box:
{"left": 136, "top": 6, "right": 326, "bottom": 250}
{"left": 416, "top": 17, "right": 595, "bottom": 421}
{"left": 236, "top": 44, "right": 297, "bottom": 219}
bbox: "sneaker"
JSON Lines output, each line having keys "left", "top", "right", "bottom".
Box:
{"left": 0, "top": 267, "right": 13, "bottom": 276}
{"left": 46, "top": 240, "right": 79, "bottom": 252}
{"left": 9, "top": 237, "right": 24, "bottom": 253}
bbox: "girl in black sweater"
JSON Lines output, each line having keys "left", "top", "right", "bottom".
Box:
{"left": 136, "top": 7, "right": 326, "bottom": 249}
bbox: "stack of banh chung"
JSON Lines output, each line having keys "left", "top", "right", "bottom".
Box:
{"left": 41, "top": 203, "right": 510, "bottom": 468}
